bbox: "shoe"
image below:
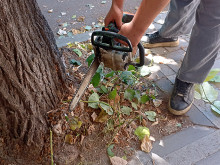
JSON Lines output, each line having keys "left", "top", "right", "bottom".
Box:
{"left": 169, "top": 78, "right": 194, "bottom": 115}
{"left": 142, "top": 31, "right": 179, "bottom": 48}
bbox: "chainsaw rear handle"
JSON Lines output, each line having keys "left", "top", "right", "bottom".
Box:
{"left": 91, "top": 31, "right": 133, "bottom": 52}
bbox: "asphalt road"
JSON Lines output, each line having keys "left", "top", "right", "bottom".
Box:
{"left": 37, "top": 0, "right": 142, "bottom": 37}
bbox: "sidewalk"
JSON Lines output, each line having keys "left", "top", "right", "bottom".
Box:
{"left": 38, "top": 4, "right": 220, "bottom": 164}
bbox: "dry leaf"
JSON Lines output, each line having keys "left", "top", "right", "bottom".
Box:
{"left": 52, "top": 121, "right": 62, "bottom": 135}
{"left": 77, "top": 16, "right": 85, "bottom": 22}
{"left": 91, "top": 112, "right": 97, "bottom": 121}
{"left": 141, "top": 136, "right": 152, "bottom": 153}
{"left": 153, "top": 99, "right": 162, "bottom": 107}
{"left": 142, "top": 119, "right": 148, "bottom": 127}
{"left": 87, "top": 125, "right": 95, "bottom": 135}
{"left": 65, "top": 134, "right": 74, "bottom": 144}
{"left": 130, "top": 121, "right": 137, "bottom": 129}
{"left": 72, "top": 29, "right": 81, "bottom": 35}
{"left": 95, "top": 110, "right": 109, "bottom": 123}
{"left": 110, "top": 156, "right": 127, "bottom": 165}
{"left": 48, "top": 9, "right": 53, "bottom": 13}
{"left": 80, "top": 135, "right": 85, "bottom": 145}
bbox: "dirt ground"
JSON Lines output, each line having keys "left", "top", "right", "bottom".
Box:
{"left": 46, "top": 45, "right": 193, "bottom": 165}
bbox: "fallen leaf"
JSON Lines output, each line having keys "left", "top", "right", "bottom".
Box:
{"left": 145, "top": 111, "right": 157, "bottom": 122}
{"left": 61, "top": 12, "right": 67, "bottom": 16}
{"left": 70, "top": 59, "right": 81, "bottom": 66}
{"left": 72, "top": 29, "right": 81, "bottom": 35}
{"left": 65, "top": 134, "right": 74, "bottom": 144}
{"left": 134, "top": 126, "right": 150, "bottom": 140}
{"left": 69, "top": 118, "right": 82, "bottom": 131}
{"left": 80, "top": 135, "right": 85, "bottom": 145}
{"left": 77, "top": 16, "right": 85, "bottom": 22}
{"left": 99, "top": 102, "right": 113, "bottom": 115}
{"left": 87, "top": 125, "right": 95, "bottom": 135}
{"left": 73, "top": 48, "right": 82, "bottom": 57}
{"left": 153, "top": 99, "right": 162, "bottom": 107}
{"left": 72, "top": 15, "right": 76, "bottom": 19}
{"left": 204, "top": 69, "right": 220, "bottom": 82}
{"left": 141, "top": 136, "right": 152, "bottom": 153}
{"left": 110, "top": 156, "right": 128, "bottom": 165}
{"left": 48, "top": 9, "right": 53, "bottom": 13}
{"left": 57, "top": 29, "right": 67, "bottom": 35}
{"left": 101, "top": 1, "right": 107, "bottom": 4}
{"left": 107, "top": 144, "right": 115, "bottom": 157}
{"left": 95, "top": 109, "right": 109, "bottom": 123}
{"left": 211, "top": 101, "right": 220, "bottom": 115}
{"left": 85, "top": 25, "right": 92, "bottom": 31}
{"left": 91, "top": 112, "right": 97, "bottom": 121}
{"left": 88, "top": 93, "right": 99, "bottom": 109}
{"left": 121, "top": 106, "right": 132, "bottom": 115}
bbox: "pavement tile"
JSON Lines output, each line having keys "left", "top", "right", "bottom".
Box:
{"left": 165, "top": 38, "right": 188, "bottom": 52}
{"left": 133, "top": 126, "right": 216, "bottom": 165}
{"left": 161, "top": 130, "right": 220, "bottom": 165}
{"left": 158, "top": 64, "right": 176, "bottom": 77}
{"left": 167, "top": 62, "right": 181, "bottom": 73}
{"left": 186, "top": 104, "right": 215, "bottom": 127}
{"left": 148, "top": 70, "right": 166, "bottom": 81}
{"left": 155, "top": 77, "right": 174, "bottom": 94}
{"left": 127, "top": 155, "right": 143, "bottom": 165}
{"left": 151, "top": 47, "right": 169, "bottom": 55}
{"left": 165, "top": 49, "right": 185, "bottom": 63}
{"left": 166, "top": 74, "right": 176, "bottom": 84}
{"left": 194, "top": 99, "right": 220, "bottom": 128}
{"left": 194, "top": 150, "right": 220, "bottom": 165}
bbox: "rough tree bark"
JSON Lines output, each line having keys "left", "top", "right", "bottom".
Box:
{"left": 0, "top": 0, "right": 66, "bottom": 163}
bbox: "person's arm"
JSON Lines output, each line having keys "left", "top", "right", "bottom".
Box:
{"left": 119, "top": 0, "right": 170, "bottom": 47}
{"left": 105, "top": 0, "right": 124, "bottom": 28}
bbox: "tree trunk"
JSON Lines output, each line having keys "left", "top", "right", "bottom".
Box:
{"left": 0, "top": 0, "right": 66, "bottom": 163}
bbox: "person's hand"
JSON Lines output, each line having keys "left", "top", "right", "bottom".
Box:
{"left": 104, "top": 3, "right": 123, "bottom": 29}
{"left": 118, "top": 22, "right": 142, "bottom": 47}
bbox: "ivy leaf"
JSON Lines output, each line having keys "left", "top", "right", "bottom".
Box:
{"left": 100, "top": 85, "right": 108, "bottom": 93}
{"left": 134, "top": 126, "right": 150, "bottom": 140}
{"left": 88, "top": 93, "right": 99, "bottom": 109}
{"left": 91, "top": 72, "right": 101, "bottom": 88}
{"left": 85, "top": 25, "right": 92, "bottom": 31}
{"left": 127, "top": 65, "right": 136, "bottom": 71}
{"left": 121, "top": 106, "right": 132, "bottom": 115}
{"left": 120, "top": 71, "right": 136, "bottom": 85}
{"left": 99, "top": 102, "right": 113, "bottom": 115}
{"left": 70, "top": 59, "right": 81, "bottom": 66}
{"left": 194, "top": 82, "right": 218, "bottom": 103}
{"left": 141, "top": 95, "right": 150, "bottom": 104}
{"left": 107, "top": 144, "right": 115, "bottom": 157}
{"left": 145, "top": 111, "right": 157, "bottom": 122}
{"left": 134, "top": 90, "right": 141, "bottom": 102}
{"left": 131, "top": 102, "right": 138, "bottom": 110}
{"left": 105, "top": 71, "right": 115, "bottom": 78}
{"left": 109, "top": 89, "right": 117, "bottom": 100}
{"left": 73, "top": 48, "right": 82, "bottom": 57}
{"left": 204, "top": 69, "right": 220, "bottom": 82}
{"left": 86, "top": 54, "right": 95, "bottom": 67}
{"left": 124, "top": 89, "right": 135, "bottom": 101}
{"left": 211, "top": 101, "right": 220, "bottom": 115}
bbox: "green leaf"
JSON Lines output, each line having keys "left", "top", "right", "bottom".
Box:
{"left": 70, "top": 59, "right": 81, "bottom": 66}
{"left": 86, "top": 54, "right": 95, "bottom": 67}
{"left": 88, "top": 93, "right": 99, "bottom": 109}
{"left": 73, "top": 48, "right": 82, "bottom": 57}
{"left": 209, "top": 75, "right": 220, "bottom": 83}
{"left": 131, "top": 102, "right": 138, "bottom": 110}
{"left": 134, "top": 90, "right": 141, "bottom": 102}
{"left": 72, "top": 15, "right": 76, "bottom": 19}
{"left": 91, "top": 72, "right": 101, "bottom": 88}
{"left": 107, "top": 144, "right": 115, "bottom": 157}
{"left": 145, "top": 111, "right": 157, "bottom": 122}
{"left": 100, "top": 85, "right": 108, "bottom": 93}
{"left": 120, "top": 71, "right": 136, "bottom": 85}
{"left": 141, "top": 95, "right": 150, "bottom": 104}
{"left": 204, "top": 69, "right": 220, "bottom": 82}
{"left": 121, "top": 106, "right": 132, "bottom": 115}
{"left": 85, "top": 25, "right": 92, "bottom": 31}
{"left": 211, "top": 101, "right": 220, "bottom": 115}
{"left": 99, "top": 102, "right": 113, "bottom": 115}
{"left": 124, "top": 89, "right": 135, "bottom": 101}
{"left": 134, "top": 126, "right": 150, "bottom": 140}
{"left": 194, "top": 82, "right": 218, "bottom": 103}
{"left": 127, "top": 65, "right": 136, "bottom": 71}
{"left": 139, "top": 66, "right": 151, "bottom": 77}
{"left": 69, "top": 118, "right": 83, "bottom": 131}
{"left": 107, "top": 119, "right": 114, "bottom": 131}
{"left": 105, "top": 71, "right": 115, "bottom": 78}
{"left": 109, "top": 89, "right": 117, "bottom": 100}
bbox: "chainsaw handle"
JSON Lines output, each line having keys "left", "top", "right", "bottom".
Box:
{"left": 91, "top": 31, "right": 133, "bottom": 52}
{"left": 136, "top": 42, "right": 145, "bottom": 67}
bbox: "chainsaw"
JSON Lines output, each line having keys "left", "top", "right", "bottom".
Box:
{"left": 69, "top": 14, "right": 145, "bottom": 112}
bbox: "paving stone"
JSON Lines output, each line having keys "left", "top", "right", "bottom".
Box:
{"left": 180, "top": 34, "right": 191, "bottom": 42}
{"left": 194, "top": 99, "right": 220, "bottom": 128}
{"left": 167, "top": 63, "right": 181, "bottom": 73}
{"left": 155, "top": 77, "right": 173, "bottom": 94}
{"left": 166, "top": 74, "right": 176, "bottom": 84}
{"left": 161, "top": 130, "right": 220, "bottom": 165}
{"left": 186, "top": 104, "right": 215, "bottom": 127}
{"left": 158, "top": 64, "right": 176, "bottom": 77}
{"left": 194, "top": 150, "right": 220, "bottom": 165}
{"left": 151, "top": 47, "right": 169, "bottom": 55}
{"left": 136, "top": 151, "right": 152, "bottom": 165}
{"left": 165, "top": 38, "right": 188, "bottom": 52}
{"left": 148, "top": 70, "right": 166, "bottom": 81}
{"left": 165, "top": 49, "right": 185, "bottom": 63}
{"left": 127, "top": 155, "right": 143, "bottom": 165}
{"left": 150, "top": 126, "right": 216, "bottom": 158}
